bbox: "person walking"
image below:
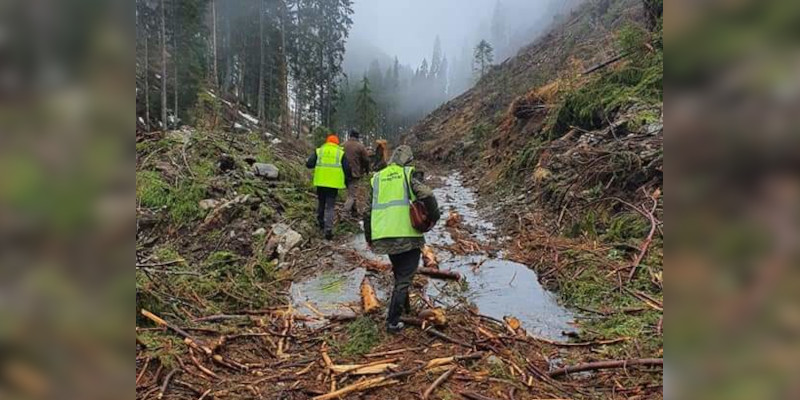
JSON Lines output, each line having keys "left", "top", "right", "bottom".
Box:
{"left": 306, "top": 134, "right": 350, "bottom": 240}
{"left": 342, "top": 129, "right": 371, "bottom": 216}
{"left": 371, "top": 139, "right": 389, "bottom": 171}
{"left": 363, "top": 145, "right": 440, "bottom": 333}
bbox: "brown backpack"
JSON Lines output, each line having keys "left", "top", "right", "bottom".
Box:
{"left": 404, "top": 168, "right": 435, "bottom": 232}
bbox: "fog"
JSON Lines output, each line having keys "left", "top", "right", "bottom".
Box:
{"left": 346, "top": 0, "right": 582, "bottom": 72}
{"left": 338, "top": 0, "right": 583, "bottom": 138}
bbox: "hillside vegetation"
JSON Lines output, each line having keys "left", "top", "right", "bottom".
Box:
{"left": 408, "top": 0, "right": 664, "bottom": 387}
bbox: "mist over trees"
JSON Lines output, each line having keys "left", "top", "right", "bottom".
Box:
{"left": 135, "top": 0, "right": 354, "bottom": 137}
{"left": 336, "top": 0, "right": 586, "bottom": 142}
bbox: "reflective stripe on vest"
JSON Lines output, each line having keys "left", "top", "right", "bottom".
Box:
{"left": 313, "top": 143, "right": 346, "bottom": 189}
{"left": 370, "top": 165, "right": 423, "bottom": 240}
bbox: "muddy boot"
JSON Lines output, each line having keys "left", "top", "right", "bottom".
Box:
{"left": 324, "top": 230, "right": 333, "bottom": 240}
{"left": 386, "top": 321, "right": 405, "bottom": 334}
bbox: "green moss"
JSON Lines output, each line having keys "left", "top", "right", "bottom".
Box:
{"left": 169, "top": 181, "right": 206, "bottom": 224}
{"left": 336, "top": 316, "right": 382, "bottom": 357}
{"left": 136, "top": 170, "right": 171, "bottom": 208}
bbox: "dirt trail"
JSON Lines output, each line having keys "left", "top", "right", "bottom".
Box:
{"left": 137, "top": 168, "right": 662, "bottom": 400}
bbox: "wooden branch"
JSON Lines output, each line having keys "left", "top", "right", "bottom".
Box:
{"left": 461, "top": 391, "right": 501, "bottom": 400}
{"left": 330, "top": 362, "right": 399, "bottom": 375}
{"left": 189, "top": 349, "right": 219, "bottom": 379}
{"left": 157, "top": 369, "right": 179, "bottom": 399}
{"left": 628, "top": 189, "right": 660, "bottom": 282}
{"left": 311, "top": 376, "right": 399, "bottom": 400}
{"left": 140, "top": 309, "right": 212, "bottom": 355}
{"left": 424, "top": 352, "right": 484, "bottom": 369}
{"left": 423, "top": 366, "right": 456, "bottom": 400}
{"left": 526, "top": 335, "right": 628, "bottom": 347}
{"left": 418, "top": 267, "right": 461, "bottom": 281}
{"left": 548, "top": 358, "right": 663, "bottom": 378}
{"left": 424, "top": 327, "right": 472, "bottom": 347}
{"left": 364, "top": 346, "right": 424, "bottom": 358}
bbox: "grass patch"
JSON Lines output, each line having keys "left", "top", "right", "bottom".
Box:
{"left": 550, "top": 25, "right": 662, "bottom": 138}
{"left": 136, "top": 170, "right": 171, "bottom": 208}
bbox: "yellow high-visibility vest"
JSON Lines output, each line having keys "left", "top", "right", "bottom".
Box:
{"left": 313, "top": 142, "right": 346, "bottom": 189}
{"left": 370, "top": 164, "right": 423, "bottom": 240}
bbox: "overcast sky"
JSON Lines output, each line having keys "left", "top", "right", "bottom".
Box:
{"left": 347, "top": 0, "right": 571, "bottom": 68}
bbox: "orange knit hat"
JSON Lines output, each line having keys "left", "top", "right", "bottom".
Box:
{"left": 326, "top": 134, "right": 340, "bottom": 145}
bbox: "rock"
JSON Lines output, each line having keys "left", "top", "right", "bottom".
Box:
{"left": 199, "top": 199, "right": 221, "bottom": 210}
{"left": 271, "top": 138, "right": 282, "bottom": 145}
{"left": 218, "top": 154, "right": 235, "bottom": 172}
{"left": 270, "top": 223, "right": 302, "bottom": 258}
{"left": 252, "top": 163, "right": 279, "bottom": 179}
{"left": 253, "top": 227, "right": 267, "bottom": 236}
{"left": 233, "top": 122, "right": 249, "bottom": 133}
{"left": 166, "top": 128, "right": 192, "bottom": 143}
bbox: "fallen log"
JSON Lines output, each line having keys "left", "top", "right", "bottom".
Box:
{"left": 461, "top": 391, "right": 501, "bottom": 400}
{"left": 548, "top": 358, "right": 663, "bottom": 378}
{"left": 418, "top": 267, "right": 461, "bottom": 281}
{"left": 360, "top": 276, "right": 380, "bottom": 313}
{"left": 423, "top": 366, "right": 456, "bottom": 400}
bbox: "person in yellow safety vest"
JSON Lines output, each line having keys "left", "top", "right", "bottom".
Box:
{"left": 306, "top": 134, "right": 351, "bottom": 240}
{"left": 363, "top": 145, "right": 440, "bottom": 333}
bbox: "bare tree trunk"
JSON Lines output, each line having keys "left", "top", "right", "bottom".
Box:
{"left": 172, "top": 0, "right": 178, "bottom": 125}
{"left": 211, "top": 0, "right": 219, "bottom": 89}
{"left": 257, "top": 0, "right": 265, "bottom": 125}
{"left": 160, "top": 0, "right": 167, "bottom": 130}
{"left": 144, "top": 31, "right": 151, "bottom": 132}
{"left": 278, "top": 4, "right": 290, "bottom": 136}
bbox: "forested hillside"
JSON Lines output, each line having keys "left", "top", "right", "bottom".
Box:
{"left": 136, "top": 0, "right": 353, "bottom": 136}
{"left": 136, "top": 0, "right": 663, "bottom": 398}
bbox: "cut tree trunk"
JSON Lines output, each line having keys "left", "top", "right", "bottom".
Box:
{"left": 360, "top": 276, "right": 379, "bottom": 313}
{"left": 422, "top": 245, "right": 438, "bottom": 269}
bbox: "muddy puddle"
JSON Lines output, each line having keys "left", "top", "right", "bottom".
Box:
{"left": 290, "top": 172, "right": 576, "bottom": 339}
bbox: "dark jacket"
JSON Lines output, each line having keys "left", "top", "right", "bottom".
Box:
{"left": 342, "top": 139, "right": 370, "bottom": 180}
{"left": 363, "top": 146, "right": 440, "bottom": 255}
{"left": 306, "top": 149, "right": 352, "bottom": 182}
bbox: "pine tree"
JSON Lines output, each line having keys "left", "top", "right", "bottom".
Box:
{"left": 160, "top": 0, "right": 168, "bottom": 129}
{"left": 473, "top": 39, "right": 494, "bottom": 80}
{"left": 355, "top": 77, "right": 378, "bottom": 141}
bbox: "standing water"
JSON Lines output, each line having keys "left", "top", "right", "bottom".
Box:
{"left": 289, "top": 172, "right": 575, "bottom": 339}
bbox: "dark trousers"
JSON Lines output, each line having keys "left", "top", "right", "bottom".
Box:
{"left": 316, "top": 187, "right": 338, "bottom": 233}
{"left": 387, "top": 248, "right": 421, "bottom": 325}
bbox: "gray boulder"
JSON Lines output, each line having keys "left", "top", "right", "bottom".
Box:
{"left": 252, "top": 163, "right": 279, "bottom": 179}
